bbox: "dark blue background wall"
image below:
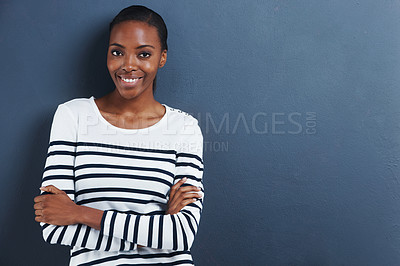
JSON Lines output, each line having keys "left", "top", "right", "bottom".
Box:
{"left": 1, "top": 1, "right": 400, "bottom": 265}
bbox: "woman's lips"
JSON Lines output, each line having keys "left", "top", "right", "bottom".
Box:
{"left": 118, "top": 76, "right": 142, "bottom": 87}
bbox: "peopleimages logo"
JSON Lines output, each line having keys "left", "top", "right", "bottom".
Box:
{"left": 192, "top": 111, "right": 317, "bottom": 152}
{"left": 78, "top": 111, "right": 317, "bottom": 152}
{"left": 194, "top": 112, "right": 317, "bottom": 135}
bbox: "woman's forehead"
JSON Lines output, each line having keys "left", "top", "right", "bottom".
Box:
{"left": 110, "top": 21, "right": 160, "bottom": 45}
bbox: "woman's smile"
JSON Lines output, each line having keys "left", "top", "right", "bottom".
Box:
{"left": 118, "top": 75, "right": 143, "bottom": 87}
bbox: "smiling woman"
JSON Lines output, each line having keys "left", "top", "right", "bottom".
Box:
{"left": 33, "top": 5, "right": 204, "bottom": 266}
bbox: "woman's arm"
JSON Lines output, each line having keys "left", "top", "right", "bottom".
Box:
{"left": 35, "top": 177, "right": 202, "bottom": 230}
{"left": 35, "top": 104, "right": 137, "bottom": 251}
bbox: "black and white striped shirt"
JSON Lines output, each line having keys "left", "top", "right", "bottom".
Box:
{"left": 40, "top": 96, "right": 204, "bottom": 265}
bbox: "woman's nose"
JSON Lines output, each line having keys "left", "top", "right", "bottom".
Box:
{"left": 122, "top": 55, "right": 138, "bottom": 72}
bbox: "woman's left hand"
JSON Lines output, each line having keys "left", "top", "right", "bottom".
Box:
{"left": 34, "top": 185, "right": 80, "bottom": 226}
{"left": 166, "top": 177, "right": 203, "bottom": 215}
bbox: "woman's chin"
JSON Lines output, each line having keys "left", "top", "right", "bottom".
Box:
{"left": 114, "top": 88, "right": 144, "bottom": 101}
{"left": 113, "top": 83, "right": 153, "bottom": 100}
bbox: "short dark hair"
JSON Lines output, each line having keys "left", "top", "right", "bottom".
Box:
{"left": 110, "top": 5, "right": 168, "bottom": 94}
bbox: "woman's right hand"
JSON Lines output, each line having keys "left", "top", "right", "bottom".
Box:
{"left": 165, "top": 177, "right": 203, "bottom": 215}
{"left": 138, "top": 177, "right": 202, "bottom": 248}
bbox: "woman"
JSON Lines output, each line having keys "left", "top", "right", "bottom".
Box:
{"left": 33, "top": 5, "right": 204, "bottom": 265}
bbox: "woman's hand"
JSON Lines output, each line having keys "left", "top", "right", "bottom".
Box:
{"left": 166, "top": 177, "right": 203, "bottom": 215}
{"left": 34, "top": 185, "right": 80, "bottom": 225}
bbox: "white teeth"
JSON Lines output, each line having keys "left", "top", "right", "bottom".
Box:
{"left": 121, "top": 77, "right": 139, "bottom": 83}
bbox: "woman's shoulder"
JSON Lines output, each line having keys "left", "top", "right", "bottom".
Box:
{"left": 50, "top": 96, "right": 95, "bottom": 125}
{"left": 164, "top": 104, "right": 199, "bottom": 125}
{"left": 163, "top": 104, "right": 202, "bottom": 138}
{"left": 59, "top": 96, "right": 92, "bottom": 108}
{"left": 56, "top": 96, "right": 94, "bottom": 116}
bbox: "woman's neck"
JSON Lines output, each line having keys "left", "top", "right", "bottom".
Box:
{"left": 105, "top": 89, "right": 162, "bottom": 115}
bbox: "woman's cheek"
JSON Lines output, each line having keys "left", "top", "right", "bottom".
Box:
{"left": 107, "top": 56, "right": 120, "bottom": 70}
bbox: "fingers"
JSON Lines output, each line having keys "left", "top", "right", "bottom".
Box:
{"left": 34, "top": 198, "right": 45, "bottom": 222}
{"left": 34, "top": 194, "right": 49, "bottom": 203}
{"left": 177, "top": 190, "right": 203, "bottom": 200}
{"left": 166, "top": 198, "right": 199, "bottom": 215}
{"left": 34, "top": 185, "right": 66, "bottom": 208}
{"left": 169, "top": 177, "right": 188, "bottom": 200}
{"left": 34, "top": 195, "right": 42, "bottom": 203}
{"left": 33, "top": 202, "right": 43, "bottom": 210}
{"left": 167, "top": 177, "right": 203, "bottom": 214}
{"left": 170, "top": 177, "right": 201, "bottom": 196}
{"left": 169, "top": 177, "right": 202, "bottom": 200}
{"left": 33, "top": 186, "right": 60, "bottom": 224}
{"left": 34, "top": 205, "right": 45, "bottom": 223}
{"left": 168, "top": 190, "right": 202, "bottom": 211}
{"left": 39, "top": 185, "right": 65, "bottom": 195}
{"left": 175, "top": 185, "right": 201, "bottom": 193}
{"left": 168, "top": 177, "right": 201, "bottom": 201}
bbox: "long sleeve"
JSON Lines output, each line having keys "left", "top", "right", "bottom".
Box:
{"left": 100, "top": 120, "right": 204, "bottom": 251}
{"left": 39, "top": 103, "right": 137, "bottom": 252}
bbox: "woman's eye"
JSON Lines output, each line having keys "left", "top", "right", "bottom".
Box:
{"left": 139, "top": 52, "right": 151, "bottom": 58}
{"left": 111, "top": 50, "right": 123, "bottom": 56}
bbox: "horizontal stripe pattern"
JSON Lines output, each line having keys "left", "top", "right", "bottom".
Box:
{"left": 71, "top": 250, "right": 193, "bottom": 265}
{"left": 100, "top": 144, "right": 204, "bottom": 252}
{"left": 41, "top": 137, "right": 138, "bottom": 252}
{"left": 38, "top": 100, "right": 204, "bottom": 265}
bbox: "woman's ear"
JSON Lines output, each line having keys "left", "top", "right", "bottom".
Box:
{"left": 159, "top": 50, "right": 167, "bottom": 68}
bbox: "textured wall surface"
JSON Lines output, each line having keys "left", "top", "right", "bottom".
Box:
{"left": 1, "top": 0, "right": 400, "bottom": 265}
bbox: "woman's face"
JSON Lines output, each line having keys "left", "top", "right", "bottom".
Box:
{"left": 107, "top": 20, "right": 167, "bottom": 100}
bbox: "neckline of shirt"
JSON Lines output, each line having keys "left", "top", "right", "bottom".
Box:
{"left": 89, "top": 95, "right": 169, "bottom": 132}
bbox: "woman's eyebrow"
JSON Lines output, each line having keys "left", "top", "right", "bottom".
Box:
{"left": 109, "top": 43, "right": 125, "bottom": 48}
{"left": 109, "top": 43, "right": 155, "bottom": 49}
{"left": 136, "top": 44, "right": 155, "bottom": 49}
